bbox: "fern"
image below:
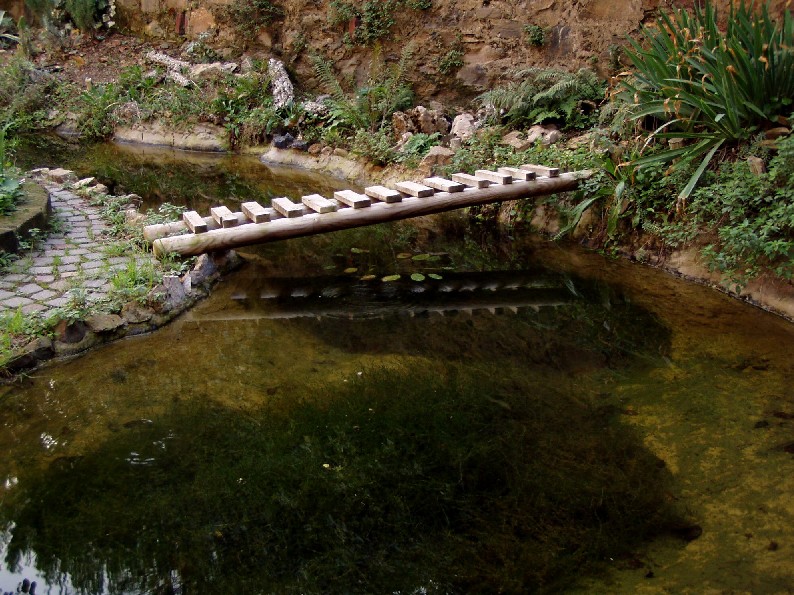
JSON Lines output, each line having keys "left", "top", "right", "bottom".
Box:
{"left": 479, "top": 67, "right": 604, "bottom": 130}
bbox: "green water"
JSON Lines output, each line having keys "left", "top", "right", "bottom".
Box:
{"left": 2, "top": 144, "right": 794, "bottom": 593}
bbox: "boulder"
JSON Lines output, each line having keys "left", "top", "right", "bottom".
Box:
{"left": 450, "top": 113, "right": 476, "bottom": 141}
{"left": 85, "top": 314, "right": 125, "bottom": 333}
{"left": 273, "top": 133, "right": 295, "bottom": 149}
{"left": 121, "top": 301, "right": 155, "bottom": 324}
{"left": 501, "top": 130, "right": 534, "bottom": 151}
{"left": 420, "top": 146, "right": 455, "bottom": 167}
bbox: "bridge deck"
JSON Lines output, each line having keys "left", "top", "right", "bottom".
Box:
{"left": 144, "top": 165, "right": 590, "bottom": 257}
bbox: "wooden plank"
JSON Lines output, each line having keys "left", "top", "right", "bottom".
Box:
{"left": 210, "top": 206, "right": 238, "bottom": 228}
{"left": 365, "top": 185, "right": 403, "bottom": 203}
{"left": 334, "top": 190, "right": 371, "bottom": 209}
{"left": 241, "top": 201, "right": 269, "bottom": 223}
{"left": 183, "top": 210, "right": 208, "bottom": 234}
{"left": 498, "top": 167, "right": 536, "bottom": 181}
{"left": 520, "top": 164, "right": 560, "bottom": 178}
{"left": 451, "top": 172, "right": 490, "bottom": 188}
{"left": 475, "top": 169, "right": 512, "bottom": 184}
{"left": 272, "top": 197, "right": 304, "bottom": 218}
{"left": 395, "top": 181, "right": 435, "bottom": 198}
{"left": 422, "top": 177, "right": 465, "bottom": 193}
{"left": 302, "top": 193, "right": 338, "bottom": 214}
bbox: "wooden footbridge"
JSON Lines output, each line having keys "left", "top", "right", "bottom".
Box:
{"left": 144, "top": 164, "right": 591, "bottom": 257}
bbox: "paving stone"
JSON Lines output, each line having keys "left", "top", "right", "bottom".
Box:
{"left": 82, "top": 260, "right": 105, "bottom": 270}
{"left": 4, "top": 274, "right": 31, "bottom": 282}
{"left": 85, "top": 279, "right": 107, "bottom": 288}
{"left": 59, "top": 264, "right": 79, "bottom": 272}
{"left": 49, "top": 279, "right": 72, "bottom": 291}
{"left": 34, "top": 275, "right": 56, "bottom": 284}
{"left": 30, "top": 266, "right": 56, "bottom": 275}
{"left": 4, "top": 296, "right": 33, "bottom": 308}
{"left": 45, "top": 296, "right": 72, "bottom": 308}
{"left": 0, "top": 290, "right": 13, "bottom": 300}
{"left": 59, "top": 271, "right": 79, "bottom": 278}
{"left": 21, "top": 303, "right": 47, "bottom": 314}
{"left": 69, "top": 248, "right": 90, "bottom": 255}
{"left": 18, "top": 283, "right": 44, "bottom": 295}
{"left": 60, "top": 255, "right": 82, "bottom": 264}
{"left": 32, "top": 256, "right": 55, "bottom": 267}
{"left": 31, "top": 290, "right": 58, "bottom": 301}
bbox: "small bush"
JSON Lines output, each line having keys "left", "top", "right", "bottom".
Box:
{"left": 351, "top": 127, "right": 396, "bottom": 165}
{"left": 224, "top": 0, "right": 284, "bottom": 41}
{"left": 438, "top": 49, "right": 464, "bottom": 75}
{"left": 524, "top": 23, "right": 545, "bottom": 46}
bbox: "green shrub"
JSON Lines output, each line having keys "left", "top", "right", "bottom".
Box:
{"left": 224, "top": 0, "right": 284, "bottom": 41}
{"left": 75, "top": 82, "right": 121, "bottom": 140}
{"left": 438, "top": 48, "right": 464, "bottom": 75}
{"left": 477, "top": 68, "right": 604, "bottom": 130}
{"left": 621, "top": 0, "right": 794, "bottom": 204}
{"left": 351, "top": 127, "right": 396, "bottom": 165}
{"left": 329, "top": 0, "right": 431, "bottom": 45}
{"left": 524, "top": 23, "right": 545, "bottom": 46}
{"left": 396, "top": 132, "right": 440, "bottom": 166}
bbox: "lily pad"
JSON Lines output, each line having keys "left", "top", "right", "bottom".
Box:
{"left": 410, "top": 273, "right": 426, "bottom": 282}
{"left": 344, "top": 267, "right": 358, "bottom": 274}
{"left": 428, "top": 273, "right": 443, "bottom": 280}
{"left": 412, "top": 254, "right": 431, "bottom": 261}
{"left": 382, "top": 274, "right": 401, "bottom": 282}
{"left": 396, "top": 253, "right": 413, "bottom": 259}
{"left": 360, "top": 274, "right": 377, "bottom": 281}
{"left": 350, "top": 247, "right": 369, "bottom": 254}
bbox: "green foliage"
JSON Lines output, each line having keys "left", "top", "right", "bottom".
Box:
{"left": 621, "top": 1, "right": 794, "bottom": 204}
{"left": 351, "top": 127, "right": 396, "bottom": 165}
{"left": 328, "top": 0, "right": 430, "bottom": 45}
{"left": 524, "top": 23, "right": 545, "bottom": 46}
{"left": 65, "top": 0, "right": 99, "bottom": 31}
{"left": 311, "top": 45, "right": 415, "bottom": 134}
{"left": 0, "top": 172, "right": 24, "bottom": 216}
{"left": 683, "top": 135, "right": 794, "bottom": 284}
{"left": 478, "top": 68, "right": 604, "bottom": 130}
{"left": 224, "top": 0, "right": 284, "bottom": 40}
{"left": 0, "top": 55, "right": 57, "bottom": 133}
{"left": 438, "top": 48, "right": 464, "bottom": 75}
{"left": 396, "top": 132, "right": 440, "bottom": 166}
{"left": 75, "top": 82, "right": 121, "bottom": 140}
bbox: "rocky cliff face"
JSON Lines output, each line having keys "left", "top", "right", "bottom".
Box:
{"left": 90, "top": 0, "right": 791, "bottom": 101}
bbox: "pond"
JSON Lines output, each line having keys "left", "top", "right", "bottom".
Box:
{"left": 1, "top": 143, "right": 793, "bottom": 593}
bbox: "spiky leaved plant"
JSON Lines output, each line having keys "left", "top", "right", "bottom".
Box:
{"left": 621, "top": 1, "right": 794, "bottom": 209}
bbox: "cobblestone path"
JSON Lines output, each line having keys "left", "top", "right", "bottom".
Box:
{"left": 0, "top": 185, "right": 152, "bottom": 316}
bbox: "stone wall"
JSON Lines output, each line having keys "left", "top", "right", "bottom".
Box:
{"left": 111, "top": 0, "right": 790, "bottom": 101}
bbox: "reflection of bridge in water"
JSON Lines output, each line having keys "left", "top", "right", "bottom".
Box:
{"left": 186, "top": 270, "right": 578, "bottom": 322}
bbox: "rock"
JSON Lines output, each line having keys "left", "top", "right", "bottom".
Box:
{"left": 320, "top": 146, "right": 333, "bottom": 157}
{"left": 542, "top": 129, "right": 562, "bottom": 145}
{"left": 393, "top": 111, "right": 415, "bottom": 137}
{"left": 413, "top": 106, "right": 450, "bottom": 135}
{"left": 4, "top": 337, "right": 54, "bottom": 373}
{"left": 86, "top": 183, "right": 109, "bottom": 196}
{"left": 308, "top": 143, "right": 322, "bottom": 155}
{"left": 54, "top": 319, "right": 88, "bottom": 344}
{"left": 273, "top": 133, "right": 295, "bottom": 149}
{"left": 395, "top": 132, "right": 414, "bottom": 150}
{"left": 450, "top": 113, "right": 476, "bottom": 141}
{"left": 240, "top": 56, "right": 254, "bottom": 73}
{"left": 501, "top": 130, "right": 534, "bottom": 151}
{"left": 125, "top": 208, "right": 146, "bottom": 225}
{"left": 189, "top": 253, "right": 218, "bottom": 286}
{"left": 449, "top": 137, "right": 463, "bottom": 150}
{"left": 48, "top": 168, "right": 77, "bottom": 184}
{"left": 747, "top": 156, "right": 766, "bottom": 175}
{"left": 332, "top": 147, "right": 349, "bottom": 157}
{"left": 73, "top": 177, "right": 95, "bottom": 189}
{"left": 121, "top": 301, "right": 155, "bottom": 324}
{"left": 420, "top": 146, "right": 455, "bottom": 167}
{"left": 162, "top": 275, "right": 187, "bottom": 311}
{"left": 291, "top": 139, "right": 309, "bottom": 151}
{"left": 268, "top": 58, "right": 294, "bottom": 109}
{"left": 85, "top": 314, "right": 125, "bottom": 333}
{"left": 671, "top": 524, "right": 703, "bottom": 542}
{"left": 189, "top": 62, "right": 238, "bottom": 79}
